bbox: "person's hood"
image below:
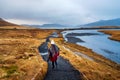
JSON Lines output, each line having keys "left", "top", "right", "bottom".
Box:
{"left": 51, "top": 40, "right": 55, "bottom": 44}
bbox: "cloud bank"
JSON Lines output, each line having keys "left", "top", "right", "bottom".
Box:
{"left": 0, "top": 0, "right": 120, "bottom": 25}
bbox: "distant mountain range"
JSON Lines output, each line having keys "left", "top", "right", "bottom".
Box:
{"left": 23, "top": 24, "right": 67, "bottom": 28}
{"left": 0, "top": 17, "right": 120, "bottom": 29}
{"left": 24, "top": 18, "right": 120, "bottom": 29}
{"left": 79, "top": 18, "right": 120, "bottom": 27}
{"left": 41, "top": 24, "right": 66, "bottom": 27}
{"left": 0, "top": 18, "right": 17, "bottom": 26}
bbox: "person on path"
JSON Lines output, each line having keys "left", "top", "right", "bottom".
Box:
{"left": 47, "top": 40, "right": 59, "bottom": 69}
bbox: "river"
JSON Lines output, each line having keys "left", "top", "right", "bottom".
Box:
{"left": 62, "top": 29, "right": 120, "bottom": 64}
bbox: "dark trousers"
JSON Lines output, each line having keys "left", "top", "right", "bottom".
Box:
{"left": 52, "top": 60, "right": 57, "bottom": 69}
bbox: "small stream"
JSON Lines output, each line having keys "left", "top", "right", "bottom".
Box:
{"left": 62, "top": 29, "right": 120, "bottom": 64}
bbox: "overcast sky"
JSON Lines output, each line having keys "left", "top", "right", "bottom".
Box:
{"left": 0, "top": 0, "right": 120, "bottom": 25}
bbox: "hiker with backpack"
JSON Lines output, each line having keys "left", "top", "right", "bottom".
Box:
{"left": 47, "top": 40, "right": 59, "bottom": 69}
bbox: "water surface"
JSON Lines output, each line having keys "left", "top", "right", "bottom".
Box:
{"left": 62, "top": 30, "right": 120, "bottom": 63}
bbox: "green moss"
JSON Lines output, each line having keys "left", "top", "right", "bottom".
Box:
{"left": 2, "top": 65, "right": 18, "bottom": 78}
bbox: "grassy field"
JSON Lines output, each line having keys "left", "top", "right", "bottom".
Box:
{"left": 0, "top": 28, "right": 55, "bottom": 80}
{"left": 0, "top": 27, "right": 120, "bottom": 80}
{"left": 52, "top": 32, "right": 120, "bottom": 80}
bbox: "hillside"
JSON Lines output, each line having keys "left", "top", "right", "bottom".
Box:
{"left": 0, "top": 18, "right": 17, "bottom": 26}
{"left": 0, "top": 18, "right": 34, "bottom": 29}
{"left": 41, "top": 24, "right": 66, "bottom": 27}
{"left": 22, "top": 24, "right": 67, "bottom": 29}
{"left": 77, "top": 18, "right": 120, "bottom": 28}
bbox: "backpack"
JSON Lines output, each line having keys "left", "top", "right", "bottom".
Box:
{"left": 52, "top": 44, "right": 59, "bottom": 55}
{"left": 48, "top": 47, "right": 53, "bottom": 58}
{"left": 48, "top": 46, "right": 59, "bottom": 62}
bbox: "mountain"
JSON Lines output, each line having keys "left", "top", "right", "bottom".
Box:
{"left": 78, "top": 18, "right": 120, "bottom": 28}
{"left": 0, "top": 18, "right": 33, "bottom": 29}
{"left": 41, "top": 24, "right": 66, "bottom": 27}
{"left": 23, "top": 24, "right": 67, "bottom": 28}
{"left": 0, "top": 18, "right": 17, "bottom": 26}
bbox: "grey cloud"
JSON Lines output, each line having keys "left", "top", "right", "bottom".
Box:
{"left": 0, "top": 0, "right": 120, "bottom": 25}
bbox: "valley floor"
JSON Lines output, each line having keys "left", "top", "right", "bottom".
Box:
{"left": 0, "top": 28, "right": 120, "bottom": 80}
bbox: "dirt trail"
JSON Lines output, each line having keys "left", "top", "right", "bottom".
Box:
{"left": 39, "top": 37, "right": 82, "bottom": 80}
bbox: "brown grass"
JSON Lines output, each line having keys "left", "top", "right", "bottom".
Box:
{"left": 0, "top": 18, "right": 17, "bottom": 26}
{"left": 0, "top": 29, "right": 55, "bottom": 39}
{"left": 1, "top": 28, "right": 119, "bottom": 80}
{"left": 0, "top": 28, "right": 55, "bottom": 80}
{"left": 99, "top": 30, "right": 120, "bottom": 41}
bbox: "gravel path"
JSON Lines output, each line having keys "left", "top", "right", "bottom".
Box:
{"left": 39, "top": 37, "right": 82, "bottom": 80}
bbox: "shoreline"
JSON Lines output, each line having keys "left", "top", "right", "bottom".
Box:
{"left": 63, "top": 29, "right": 120, "bottom": 64}
{"left": 99, "top": 30, "right": 120, "bottom": 42}
{"left": 52, "top": 30, "right": 120, "bottom": 80}
{"left": 58, "top": 29, "right": 120, "bottom": 66}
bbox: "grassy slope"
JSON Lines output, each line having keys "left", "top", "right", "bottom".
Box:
{"left": 0, "top": 18, "right": 17, "bottom": 26}
{"left": 0, "top": 19, "right": 33, "bottom": 29}
{"left": 52, "top": 33, "right": 120, "bottom": 80}
{"left": 0, "top": 29, "right": 55, "bottom": 80}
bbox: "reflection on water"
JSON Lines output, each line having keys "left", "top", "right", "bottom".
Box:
{"left": 62, "top": 30, "right": 120, "bottom": 63}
